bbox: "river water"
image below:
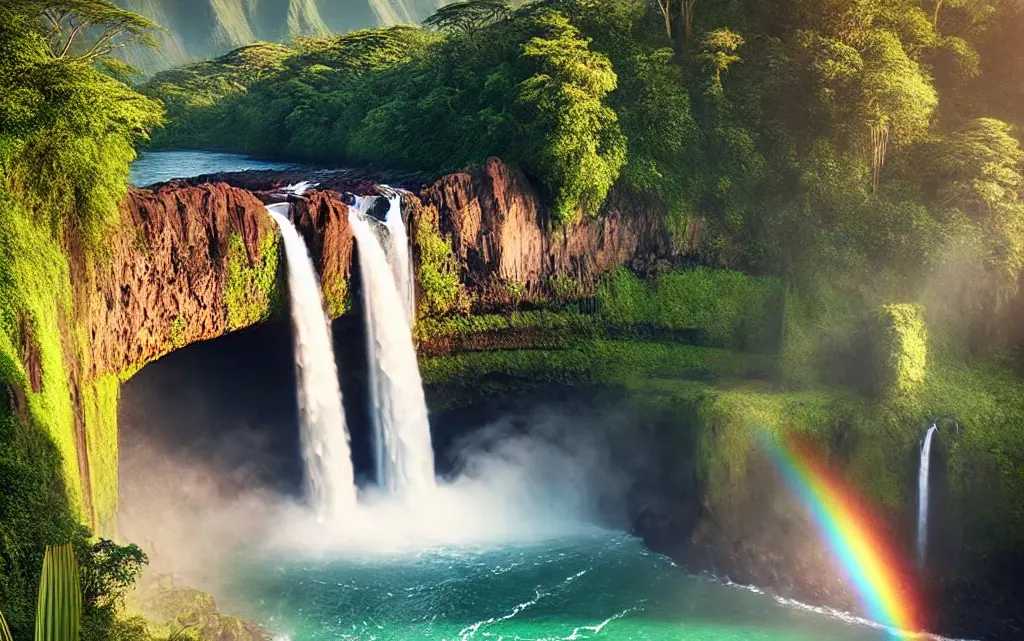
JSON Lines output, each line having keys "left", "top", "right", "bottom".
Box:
{"left": 130, "top": 150, "right": 303, "bottom": 186}
{"left": 224, "top": 530, "right": 899, "bottom": 641}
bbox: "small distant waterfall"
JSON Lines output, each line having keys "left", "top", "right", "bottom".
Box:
{"left": 267, "top": 203, "right": 355, "bottom": 520}
{"left": 349, "top": 197, "right": 435, "bottom": 496}
{"left": 917, "top": 423, "right": 938, "bottom": 568}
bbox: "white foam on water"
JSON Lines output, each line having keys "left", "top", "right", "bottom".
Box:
{"left": 281, "top": 181, "right": 317, "bottom": 196}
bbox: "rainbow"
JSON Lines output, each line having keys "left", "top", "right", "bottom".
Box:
{"left": 759, "top": 432, "right": 924, "bottom": 638}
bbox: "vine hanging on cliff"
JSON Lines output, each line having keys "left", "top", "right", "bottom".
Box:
{"left": 870, "top": 120, "right": 890, "bottom": 193}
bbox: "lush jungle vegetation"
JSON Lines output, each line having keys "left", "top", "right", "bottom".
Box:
{"left": 142, "top": 0, "right": 1024, "bottom": 614}
{"left": 1, "top": 4, "right": 271, "bottom": 637}
{"left": 3, "top": 0, "right": 1024, "bottom": 637}
{"left": 145, "top": 0, "right": 1024, "bottom": 346}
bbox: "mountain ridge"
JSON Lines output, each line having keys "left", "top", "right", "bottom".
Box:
{"left": 115, "top": 0, "right": 445, "bottom": 73}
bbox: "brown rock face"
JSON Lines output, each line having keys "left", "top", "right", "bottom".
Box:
{"left": 80, "top": 183, "right": 276, "bottom": 378}
{"left": 63, "top": 156, "right": 696, "bottom": 533}
{"left": 417, "top": 158, "right": 693, "bottom": 303}
{"left": 83, "top": 156, "right": 697, "bottom": 378}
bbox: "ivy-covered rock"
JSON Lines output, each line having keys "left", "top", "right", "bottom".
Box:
{"left": 869, "top": 303, "right": 927, "bottom": 397}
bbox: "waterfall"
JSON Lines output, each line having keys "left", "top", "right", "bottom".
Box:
{"left": 349, "top": 197, "right": 435, "bottom": 496}
{"left": 917, "top": 423, "right": 938, "bottom": 568}
{"left": 267, "top": 203, "right": 355, "bottom": 520}
{"left": 382, "top": 193, "right": 415, "bottom": 324}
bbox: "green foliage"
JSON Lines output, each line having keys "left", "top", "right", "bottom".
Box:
{"left": 869, "top": 303, "right": 928, "bottom": 397}
{"left": 74, "top": 533, "right": 147, "bottom": 641}
{"left": 1, "top": 610, "right": 13, "bottom": 641}
{"left": 515, "top": 9, "right": 626, "bottom": 223}
{"left": 36, "top": 543, "right": 82, "bottom": 641}
{"left": 414, "top": 215, "right": 467, "bottom": 318}
{"left": 595, "top": 267, "right": 656, "bottom": 326}
{"left": 696, "top": 29, "right": 744, "bottom": 92}
{"left": 2, "top": 529, "right": 149, "bottom": 641}
{"left": 924, "top": 117, "right": 1024, "bottom": 330}
{"left": 596, "top": 267, "right": 783, "bottom": 351}
{"left": 224, "top": 232, "right": 281, "bottom": 332}
{"left": 0, "top": 1, "right": 158, "bottom": 636}
{"left": 143, "top": 2, "right": 648, "bottom": 224}
{"left": 12, "top": 0, "right": 160, "bottom": 73}
{"left": 545, "top": 275, "right": 581, "bottom": 309}
{"left": 144, "top": 42, "right": 291, "bottom": 150}
{"left": 423, "top": 0, "right": 511, "bottom": 35}
{"left": 81, "top": 376, "right": 120, "bottom": 535}
{"left": 422, "top": 340, "right": 775, "bottom": 410}
{"left": 415, "top": 309, "right": 600, "bottom": 343}
{"left": 140, "top": 580, "right": 268, "bottom": 641}
{"left": 322, "top": 276, "right": 350, "bottom": 319}
{"left": 138, "top": 0, "right": 1022, "bottom": 336}
{"left": 0, "top": 198, "right": 80, "bottom": 513}
{"left": 168, "top": 316, "right": 185, "bottom": 350}
{"left": 0, "top": 5, "right": 164, "bottom": 249}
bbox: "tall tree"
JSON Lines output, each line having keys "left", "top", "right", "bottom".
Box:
{"left": 14, "top": 0, "right": 159, "bottom": 72}
{"left": 424, "top": 0, "right": 511, "bottom": 39}
{"left": 681, "top": 0, "right": 696, "bottom": 41}
{"left": 654, "top": 0, "right": 672, "bottom": 38}
{"left": 515, "top": 9, "right": 627, "bottom": 223}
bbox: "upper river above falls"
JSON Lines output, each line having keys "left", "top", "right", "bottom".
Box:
{"left": 130, "top": 150, "right": 306, "bottom": 187}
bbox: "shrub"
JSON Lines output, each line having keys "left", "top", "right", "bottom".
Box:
{"left": 869, "top": 303, "right": 927, "bottom": 397}
{"left": 414, "top": 214, "right": 467, "bottom": 318}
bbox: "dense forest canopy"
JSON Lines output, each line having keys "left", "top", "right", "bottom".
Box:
{"left": 144, "top": 0, "right": 1024, "bottom": 359}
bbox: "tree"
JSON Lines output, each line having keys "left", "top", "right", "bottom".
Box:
{"left": 13, "top": 0, "right": 159, "bottom": 73}
{"left": 860, "top": 29, "right": 937, "bottom": 189}
{"left": 0, "top": 3, "right": 164, "bottom": 246}
{"left": 681, "top": 0, "right": 696, "bottom": 41}
{"left": 696, "top": 28, "right": 743, "bottom": 92}
{"left": 515, "top": 9, "right": 627, "bottom": 223}
{"left": 654, "top": 0, "right": 672, "bottom": 38}
{"left": 424, "top": 0, "right": 511, "bottom": 38}
{"left": 74, "top": 530, "right": 148, "bottom": 640}
{"left": 931, "top": 0, "right": 997, "bottom": 30}
{"left": 928, "top": 118, "right": 1024, "bottom": 319}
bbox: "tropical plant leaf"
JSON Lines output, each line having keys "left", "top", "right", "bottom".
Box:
{"left": 35, "top": 543, "right": 82, "bottom": 641}
{"left": 0, "top": 609, "right": 14, "bottom": 641}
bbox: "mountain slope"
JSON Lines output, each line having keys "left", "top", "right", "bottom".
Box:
{"left": 116, "top": 0, "right": 444, "bottom": 73}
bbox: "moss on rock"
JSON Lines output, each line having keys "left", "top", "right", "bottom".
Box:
{"left": 414, "top": 213, "right": 468, "bottom": 318}
{"left": 323, "top": 276, "right": 350, "bottom": 319}
{"left": 870, "top": 303, "right": 927, "bottom": 398}
{"left": 596, "top": 267, "right": 783, "bottom": 352}
{"left": 224, "top": 231, "right": 281, "bottom": 331}
{"left": 83, "top": 375, "right": 121, "bottom": 536}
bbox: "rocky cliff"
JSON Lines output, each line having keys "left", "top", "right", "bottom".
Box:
{"left": 94, "top": 157, "right": 694, "bottom": 378}
{"left": 67, "top": 157, "right": 693, "bottom": 529}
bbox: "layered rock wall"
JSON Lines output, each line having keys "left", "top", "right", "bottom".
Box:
{"left": 92, "top": 157, "right": 694, "bottom": 378}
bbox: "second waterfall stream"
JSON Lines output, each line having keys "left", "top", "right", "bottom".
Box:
{"left": 349, "top": 195, "right": 436, "bottom": 497}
